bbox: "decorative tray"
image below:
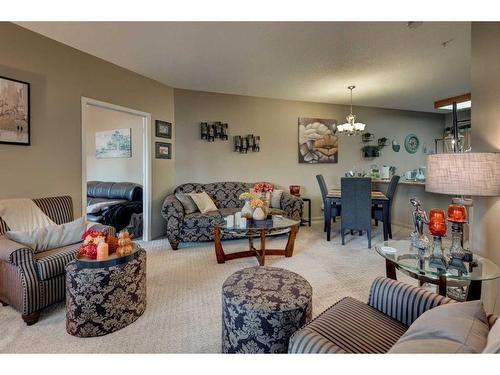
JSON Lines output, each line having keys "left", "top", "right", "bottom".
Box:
{"left": 75, "top": 245, "right": 140, "bottom": 268}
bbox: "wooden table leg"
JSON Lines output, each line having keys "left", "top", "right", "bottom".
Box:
{"left": 285, "top": 224, "right": 298, "bottom": 257}
{"left": 385, "top": 258, "right": 397, "bottom": 280}
{"left": 214, "top": 226, "right": 226, "bottom": 264}
{"left": 438, "top": 275, "right": 447, "bottom": 297}
{"left": 466, "top": 280, "right": 482, "bottom": 301}
{"left": 259, "top": 229, "right": 266, "bottom": 266}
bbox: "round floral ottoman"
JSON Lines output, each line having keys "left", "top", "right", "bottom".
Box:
{"left": 65, "top": 247, "right": 147, "bottom": 337}
{"left": 222, "top": 266, "right": 312, "bottom": 353}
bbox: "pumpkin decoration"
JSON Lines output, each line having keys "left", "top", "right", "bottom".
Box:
{"left": 116, "top": 231, "right": 134, "bottom": 257}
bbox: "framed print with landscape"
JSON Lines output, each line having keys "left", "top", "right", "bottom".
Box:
{"left": 155, "top": 120, "right": 172, "bottom": 139}
{"left": 155, "top": 141, "right": 172, "bottom": 159}
{"left": 95, "top": 128, "right": 132, "bottom": 159}
{"left": 0, "top": 75, "right": 30, "bottom": 146}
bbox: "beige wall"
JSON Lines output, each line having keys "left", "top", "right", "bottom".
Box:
{"left": 174, "top": 89, "right": 447, "bottom": 227}
{"left": 85, "top": 105, "right": 144, "bottom": 185}
{"left": 471, "top": 22, "right": 500, "bottom": 313}
{"left": 0, "top": 22, "right": 175, "bottom": 239}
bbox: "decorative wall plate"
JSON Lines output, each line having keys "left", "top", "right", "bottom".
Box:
{"left": 404, "top": 134, "right": 420, "bottom": 154}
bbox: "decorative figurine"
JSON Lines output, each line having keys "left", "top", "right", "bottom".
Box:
{"left": 409, "top": 198, "right": 430, "bottom": 251}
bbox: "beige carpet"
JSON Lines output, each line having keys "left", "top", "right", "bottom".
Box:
{"left": 0, "top": 222, "right": 414, "bottom": 353}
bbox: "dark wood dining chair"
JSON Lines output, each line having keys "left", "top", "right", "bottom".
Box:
{"left": 316, "top": 174, "right": 341, "bottom": 232}
{"left": 340, "top": 177, "right": 372, "bottom": 248}
{"left": 372, "top": 175, "right": 400, "bottom": 239}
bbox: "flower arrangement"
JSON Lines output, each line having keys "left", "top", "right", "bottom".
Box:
{"left": 239, "top": 192, "right": 255, "bottom": 201}
{"left": 253, "top": 182, "right": 274, "bottom": 193}
{"left": 250, "top": 198, "right": 264, "bottom": 209}
{"left": 79, "top": 229, "right": 118, "bottom": 260}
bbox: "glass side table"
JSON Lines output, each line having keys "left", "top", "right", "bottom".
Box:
{"left": 213, "top": 216, "right": 300, "bottom": 266}
{"left": 375, "top": 240, "right": 500, "bottom": 301}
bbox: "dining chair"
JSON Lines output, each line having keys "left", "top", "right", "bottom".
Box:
{"left": 316, "top": 174, "right": 341, "bottom": 232}
{"left": 340, "top": 177, "right": 372, "bottom": 248}
{"left": 372, "top": 175, "right": 400, "bottom": 239}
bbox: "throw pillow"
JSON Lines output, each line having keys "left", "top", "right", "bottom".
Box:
{"left": 175, "top": 193, "right": 199, "bottom": 214}
{"left": 270, "top": 190, "right": 283, "bottom": 208}
{"left": 188, "top": 192, "right": 218, "bottom": 214}
{"left": 389, "top": 300, "right": 489, "bottom": 353}
{"left": 483, "top": 318, "right": 500, "bottom": 353}
{"left": 6, "top": 216, "right": 86, "bottom": 253}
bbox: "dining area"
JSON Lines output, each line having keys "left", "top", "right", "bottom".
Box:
{"left": 316, "top": 174, "right": 400, "bottom": 248}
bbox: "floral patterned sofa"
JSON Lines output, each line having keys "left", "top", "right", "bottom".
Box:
{"left": 161, "top": 182, "right": 303, "bottom": 250}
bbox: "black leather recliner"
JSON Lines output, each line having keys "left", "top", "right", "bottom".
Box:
{"left": 86, "top": 181, "right": 143, "bottom": 234}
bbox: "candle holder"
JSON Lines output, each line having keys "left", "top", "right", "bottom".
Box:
{"left": 429, "top": 236, "right": 447, "bottom": 272}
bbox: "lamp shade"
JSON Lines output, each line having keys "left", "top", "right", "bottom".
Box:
{"left": 426, "top": 153, "right": 500, "bottom": 196}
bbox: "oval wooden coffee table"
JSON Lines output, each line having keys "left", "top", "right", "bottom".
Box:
{"left": 213, "top": 216, "right": 300, "bottom": 266}
{"left": 65, "top": 244, "right": 147, "bottom": 337}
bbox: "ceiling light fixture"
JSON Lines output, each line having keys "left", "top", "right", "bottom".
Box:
{"left": 337, "top": 85, "right": 366, "bottom": 136}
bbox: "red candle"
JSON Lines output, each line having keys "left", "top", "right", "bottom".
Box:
{"left": 447, "top": 205, "right": 467, "bottom": 222}
{"left": 429, "top": 208, "right": 447, "bottom": 236}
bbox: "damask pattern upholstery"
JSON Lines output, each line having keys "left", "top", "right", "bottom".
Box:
{"left": 162, "top": 182, "right": 303, "bottom": 249}
{"left": 0, "top": 196, "right": 115, "bottom": 324}
{"left": 66, "top": 248, "right": 146, "bottom": 337}
{"left": 222, "top": 266, "right": 312, "bottom": 353}
{"left": 288, "top": 277, "right": 456, "bottom": 354}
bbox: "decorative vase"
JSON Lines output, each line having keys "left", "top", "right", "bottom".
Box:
{"left": 241, "top": 200, "right": 254, "bottom": 219}
{"left": 252, "top": 207, "right": 266, "bottom": 221}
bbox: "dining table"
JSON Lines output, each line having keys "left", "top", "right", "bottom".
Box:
{"left": 325, "top": 189, "right": 389, "bottom": 241}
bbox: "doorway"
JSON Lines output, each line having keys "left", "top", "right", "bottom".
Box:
{"left": 81, "top": 97, "right": 152, "bottom": 241}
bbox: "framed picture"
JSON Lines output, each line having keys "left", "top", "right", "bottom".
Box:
{"left": 0, "top": 75, "right": 30, "bottom": 146}
{"left": 155, "top": 142, "right": 172, "bottom": 159}
{"left": 298, "top": 117, "right": 338, "bottom": 163}
{"left": 95, "top": 128, "right": 132, "bottom": 159}
{"left": 155, "top": 120, "right": 172, "bottom": 139}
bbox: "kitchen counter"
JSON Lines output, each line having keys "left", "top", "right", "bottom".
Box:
{"left": 372, "top": 179, "right": 426, "bottom": 187}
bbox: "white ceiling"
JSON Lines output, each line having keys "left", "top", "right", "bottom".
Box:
{"left": 18, "top": 22, "right": 471, "bottom": 113}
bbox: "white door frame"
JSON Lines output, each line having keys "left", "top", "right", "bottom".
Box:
{"left": 81, "top": 97, "right": 152, "bottom": 241}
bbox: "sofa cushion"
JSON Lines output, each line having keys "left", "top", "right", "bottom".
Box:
{"left": 175, "top": 182, "right": 253, "bottom": 208}
{"left": 389, "top": 300, "right": 489, "bottom": 353}
{"left": 175, "top": 193, "right": 199, "bottom": 214}
{"left": 189, "top": 192, "right": 218, "bottom": 214}
{"left": 289, "top": 297, "right": 408, "bottom": 354}
{"left": 6, "top": 217, "right": 86, "bottom": 254}
{"left": 484, "top": 317, "right": 500, "bottom": 353}
{"left": 34, "top": 242, "right": 80, "bottom": 280}
{"left": 183, "top": 211, "right": 222, "bottom": 228}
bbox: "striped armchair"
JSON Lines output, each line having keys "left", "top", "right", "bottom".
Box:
{"left": 0, "top": 196, "right": 114, "bottom": 325}
{"left": 288, "top": 277, "right": 454, "bottom": 353}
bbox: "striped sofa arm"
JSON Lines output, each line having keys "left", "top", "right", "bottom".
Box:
{"left": 5, "top": 245, "right": 42, "bottom": 315}
{"left": 368, "top": 277, "right": 452, "bottom": 326}
{"left": 288, "top": 327, "right": 346, "bottom": 354}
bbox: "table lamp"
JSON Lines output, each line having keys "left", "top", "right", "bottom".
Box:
{"left": 426, "top": 152, "right": 500, "bottom": 261}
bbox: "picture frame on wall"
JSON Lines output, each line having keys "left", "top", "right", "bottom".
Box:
{"left": 155, "top": 141, "right": 172, "bottom": 159}
{"left": 155, "top": 120, "right": 172, "bottom": 139}
{"left": 95, "top": 128, "right": 132, "bottom": 159}
{"left": 0, "top": 75, "right": 30, "bottom": 146}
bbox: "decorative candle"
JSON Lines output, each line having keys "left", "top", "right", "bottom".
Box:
{"left": 239, "top": 217, "right": 247, "bottom": 228}
{"left": 429, "top": 208, "right": 447, "bottom": 237}
{"left": 234, "top": 211, "right": 241, "bottom": 226}
{"left": 96, "top": 242, "right": 109, "bottom": 261}
{"left": 447, "top": 204, "right": 467, "bottom": 222}
{"left": 226, "top": 215, "right": 234, "bottom": 228}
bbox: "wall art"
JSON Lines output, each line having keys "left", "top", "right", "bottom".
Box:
{"left": 201, "top": 121, "right": 228, "bottom": 141}
{"left": 0, "top": 75, "right": 30, "bottom": 146}
{"left": 96, "top": 128, "right": 132, "bottom": 159}
{"left": 298, "top": 117, "right": 338, "bottom": 163}
{"left": 155, "top": 141, "right": 172, "bottom": 159}
{"left": 155, "top": 120, "right": 172, "bottom": 139}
